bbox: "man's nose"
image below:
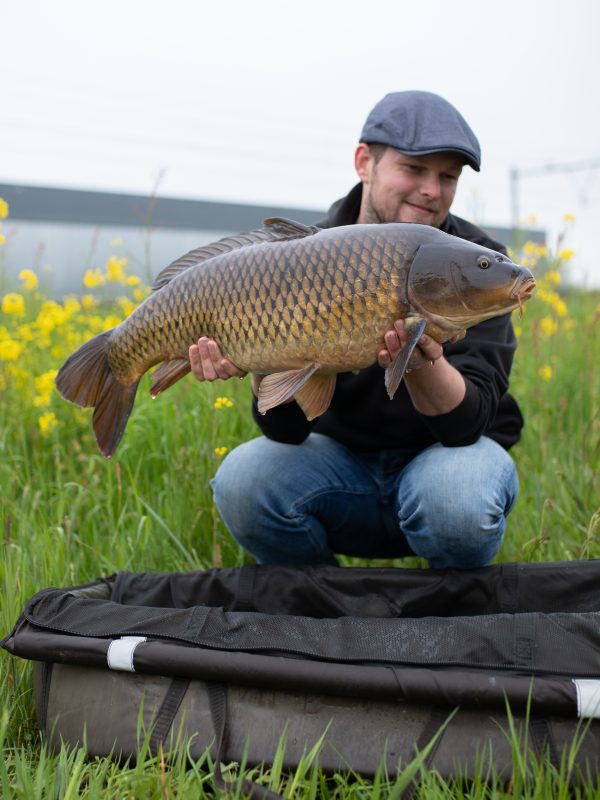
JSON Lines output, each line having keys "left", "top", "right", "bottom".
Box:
{"left": 419, "top": 173, "right": 441, "bottom": 198}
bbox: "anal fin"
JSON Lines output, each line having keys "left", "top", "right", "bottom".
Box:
{"left": 293, "top": 373, "right": 337, "bottom": 420}
{"left": 257, "top": 364, "right": 319, "bottom": 415}
{"left": 384, "top": 318, "right": 427, "bottom": 399}
{"left": 150, "top": 358, "right": 191, "bottom": 398}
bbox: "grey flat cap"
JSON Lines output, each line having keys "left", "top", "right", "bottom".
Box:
{"left": 360, "top": 91, "right": 481, "bottom": 171}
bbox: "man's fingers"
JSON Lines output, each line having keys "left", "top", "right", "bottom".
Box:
{"left": 384, "top": 329, "right": 402, "bottom": 354}
{"left": 379, "top": 320, "right": 444, "bottom": 372}
{"left": 198, "top": 338, "right": 218, "bottom": 380}
{"left": 190, "top": 337, "right": 247, "bottom": 382}
{"left": 189, "top": 343, "right": 205, "bottom": 380}
{"left": 417, "top": 334, "right": 443, "bottom": 363}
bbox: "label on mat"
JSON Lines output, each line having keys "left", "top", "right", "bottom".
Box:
{"left": 573, "top": 679, "right": 600, "bottom": 718}
{"left": 107, "top": 636, "right": 147, "bottom": 672}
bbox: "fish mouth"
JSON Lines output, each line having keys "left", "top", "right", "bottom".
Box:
{"left": 510, "top": 275, "right": 536, "bottom": 301}
{"left": 510, "top": 275, "right": 536, "bottom": 317}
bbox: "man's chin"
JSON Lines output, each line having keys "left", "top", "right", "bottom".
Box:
{"left": 398, "top": 209, "right": 438, "bottom": 226}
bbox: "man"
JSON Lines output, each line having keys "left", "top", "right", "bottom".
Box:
{"left": 190, "top": 91, "right": 522, "bottom": 569}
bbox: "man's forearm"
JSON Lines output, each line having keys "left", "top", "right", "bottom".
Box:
{"left": 404, "top": 357, "right": 467, "bottom": 416}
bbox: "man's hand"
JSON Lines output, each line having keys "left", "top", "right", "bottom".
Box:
{"left": 377, "top": 320, "right": 443, "bottom": 370}
{"left": 377, "top": 319, "right": 466, "bottom": 415}
{"left": 189, "top": 337, "right": 246, "bottom": 381}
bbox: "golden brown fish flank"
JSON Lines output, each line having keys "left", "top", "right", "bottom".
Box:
{"left": 111, "top": 226, "right": 411, "bottom": 379}
{"left": 55, "top": 219, "right": 534, "bottom": 457}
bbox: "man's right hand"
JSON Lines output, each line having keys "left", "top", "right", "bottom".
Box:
{"left": 189, "top": 337, "right": 246, "bottom": 382}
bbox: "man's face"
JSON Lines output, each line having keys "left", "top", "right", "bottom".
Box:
{"left": 355, "top": 145, "right": 463, "bottom": 228}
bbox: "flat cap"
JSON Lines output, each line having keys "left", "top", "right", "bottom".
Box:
{"left": 360, "top": 90, "right": 481, "bottom": 171}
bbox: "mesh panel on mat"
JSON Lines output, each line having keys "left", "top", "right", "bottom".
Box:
{"left": 25, "top": 591, "right": 600, "bottom": 674}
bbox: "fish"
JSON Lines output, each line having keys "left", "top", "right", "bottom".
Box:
{"left": 55, "top": 217, "right": 535, "bottom": 458}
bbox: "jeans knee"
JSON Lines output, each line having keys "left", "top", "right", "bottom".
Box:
{"left": 211, "top": 441, "right": 255, "bottom": 510}
{"left": 211, "top": 439, "right": 278, "bottom": 542}
{"left": 404, "top": 496, "right": 506, "bottom": 568}
{"left": 398, "top": 439, "right": 518, "bottom": 569}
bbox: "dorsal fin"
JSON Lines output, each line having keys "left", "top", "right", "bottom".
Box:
{"left": 151, "top": 217, "right": 321, "bottom": 291}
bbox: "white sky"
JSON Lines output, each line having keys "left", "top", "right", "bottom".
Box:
{"left": 3, "top": 0, "right": 600, "bottom": 286}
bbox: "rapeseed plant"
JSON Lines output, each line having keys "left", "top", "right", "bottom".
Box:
{"left": 511, "top": 214, "right": 578, "bottom": 365}
{"left": 0, "top": 202, "right": 152, "bottom": 437}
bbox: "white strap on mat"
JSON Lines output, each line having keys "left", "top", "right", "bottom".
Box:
{"left": 573, "top": 679, "right": 600, "bottom": 718}
{"left": 107, "top": 636, "right": 147, "bottom": 672}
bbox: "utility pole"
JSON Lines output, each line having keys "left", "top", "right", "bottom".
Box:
{"left": 509, "top": 158, "right": 600, "bottom": 227}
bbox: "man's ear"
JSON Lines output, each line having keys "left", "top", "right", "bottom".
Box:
{"left": 354, "top": 143, "right": 374, "bottom": 183}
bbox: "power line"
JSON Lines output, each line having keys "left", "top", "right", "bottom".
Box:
{"left": 510, "top": 158, "right": 600, "bottom": 224}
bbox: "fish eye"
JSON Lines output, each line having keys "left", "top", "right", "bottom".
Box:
{"left": 478, "top": 256, "right": 490, "bottom": 269}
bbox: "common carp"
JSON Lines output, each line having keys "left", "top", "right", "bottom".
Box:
{"left": 55, "top": 218, "right": 535, "bottom": 458}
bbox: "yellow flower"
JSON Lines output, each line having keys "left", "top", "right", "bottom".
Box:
{"left": 81, "top": 294, "right": 99, "bottom": 310}
{"left": 0, "top": 234, "right": 5, "bottom": 246}
{"left": 0, "top": 338, "right": 21, "bottom": 360}
{"left": 16, "top": 324, "right": 35, "bottom": 342}
{"left": 106, "top": 256, "right": 127, "bottom": 282}
{"left": 2, "top": 293, "right": 26, "bottom": 316}
{"left": 562, "top": 212, "right": 576, "bottom": 223}
{"left": 214, "top": 396, "right": 234, "bottom": 409}
{"left": 558, "top": 249, "right": 575, "bottom": 262}
{"left": 18, "top": 269, "right": 38, "bottom": 291}
{"left": 214, "top": 446, "right": 228, "bottom": 457}
{"left": 513, "top": 324, "right": 522, "bottom": 338}
{"left": 83, "top": 268, "right": 106, "bottom": 288}
{"left": 0, "top": 197, "right": 8, "bottom": 219}
{"left": 117, "top": 296, "right": 137, "bottom": 317}
{"left": 35, "top": 300, "right": 67, "bottom": 334}
{"left": 540, "top": 317, "right": 558, "bottom": 337}
{"left": 545, "top": 270, "right": 561, "bottom": 285}
{"left": 133, "top": 287, "right": 149, "bottom": 302}
{"left": 125, "top": 275, "right": 141, "bottom": 286}
{"left": 39, "top": 411, "right": 58, "bottom": 436}
{"left": 63, "top": 296, "right": 81, "bottom": 315}
{"left": 525, "top": 214, "right": 538, "bottom": 225}
{"left": 554, "top": 298, "right": 567, "bottom": 317}
{"left": 33, "top": 369, "right": 59, "bottom": 406}
{"left": 103, "top": 314, "right": 122, "bottom": 328}
{"left": 538, "top": 365, "right": 553, "bottom": 381}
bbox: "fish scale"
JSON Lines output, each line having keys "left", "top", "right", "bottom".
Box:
{"left": 55, "top": 219, "right": 535, "bottom": 457}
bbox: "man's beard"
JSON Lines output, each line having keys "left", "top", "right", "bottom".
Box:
{"left": 363, "top": 192, "right": 389, "bottom": 225}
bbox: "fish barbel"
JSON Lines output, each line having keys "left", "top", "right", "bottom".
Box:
{"left": 55, "top": 218, "right": 535, "bottom": 457}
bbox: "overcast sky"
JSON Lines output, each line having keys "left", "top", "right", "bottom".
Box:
{"left": 3, "top": 0, "right": 600, "bottom": 286}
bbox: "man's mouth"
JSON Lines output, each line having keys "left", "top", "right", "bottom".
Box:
{"left": 406, "top": 201, "right": 437, "bottom": 215}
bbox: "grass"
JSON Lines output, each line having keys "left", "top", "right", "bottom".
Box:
{"left": 1, "top": 256, "right": 600, "bottom": 796}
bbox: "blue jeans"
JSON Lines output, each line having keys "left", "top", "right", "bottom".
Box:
{"left": 211, "top": 433, "right": 518, "bottom": 568}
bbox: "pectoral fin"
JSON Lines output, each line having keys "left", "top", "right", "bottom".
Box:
{"left": 150, "top": 358, "right": 191, "bottom": 397}
{"left": 257, "top": 364, "right": 319, "bottom": 415}
{"left": 384, "top": 318, "right": 427, "bottom": 399}
{"left": 293, "top": 373, "right": 337, "bottom": 420}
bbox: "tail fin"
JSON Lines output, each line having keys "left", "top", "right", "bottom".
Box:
{"left": 55, "top": 330, "right": 139, "bottom": 458}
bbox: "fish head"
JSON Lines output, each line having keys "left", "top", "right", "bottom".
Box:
{"left": 407, "top": 238, "right": 536, "bottom": 334}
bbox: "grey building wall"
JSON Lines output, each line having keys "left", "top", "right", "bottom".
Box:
{"left": 0, "top": 184, "right": 325, "bottom": 297}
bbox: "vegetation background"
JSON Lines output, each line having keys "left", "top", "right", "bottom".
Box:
{"left": 1, "top": 201, "right": 599, "bottom": 797}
